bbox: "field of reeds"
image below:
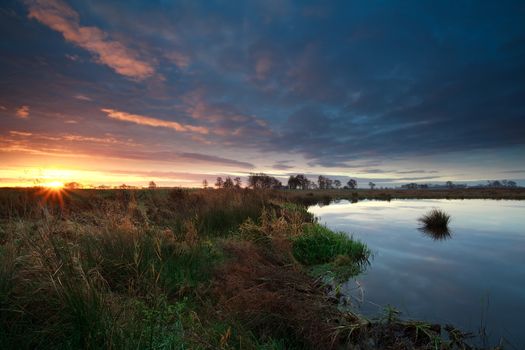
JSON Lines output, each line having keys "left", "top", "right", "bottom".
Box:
{"left": 0, "top": 188, "right": 498, "bottom": 349}
{"left": 277, "top": 187, "right": 525, "bottom": 206}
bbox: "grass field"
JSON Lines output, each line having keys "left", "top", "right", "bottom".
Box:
{"left": 0, "top": 187, "right": 507, "bottom": 349}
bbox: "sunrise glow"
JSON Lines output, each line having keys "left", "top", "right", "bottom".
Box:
{"left": 0, "top": 0, "right": 524, "bottom": 188}
{"left": 41, "top": 181, "right": 64, "bottom": 189}
{"left": 1, "top": 2, "right": 524, "bottom": 348}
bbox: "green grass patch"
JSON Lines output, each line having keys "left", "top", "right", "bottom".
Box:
{"left": 292, "top": 224, "right": 370, "bottom": 282}
{"left": 292, "top": 223, "right": 370, "bottom": 266}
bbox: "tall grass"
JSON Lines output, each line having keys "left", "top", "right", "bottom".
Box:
{"left": 0, "top": 189, "right": 325, "bottom": 349}
{"left": 0, "top": 188, "right": 479, "bottom": 350}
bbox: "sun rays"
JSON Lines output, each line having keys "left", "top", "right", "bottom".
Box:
{"left": 35, "top": 182, "right": 69, "bottom": 208}
{"left": 41, "top": 181, "right": 64, "bottom": 189}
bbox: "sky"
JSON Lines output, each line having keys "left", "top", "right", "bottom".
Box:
{"left": 1, "top": 0, "right": 524, "bottom": 188}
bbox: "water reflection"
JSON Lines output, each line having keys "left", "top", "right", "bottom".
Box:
{"left": 309, "top": 199, "right": 525, "bottom": 348}
{"left": 418, "top": 226, "right": 452, "bottom": 240}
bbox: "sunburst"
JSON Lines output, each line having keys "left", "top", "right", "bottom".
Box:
{"left": 36, "top": 181, "right": 68, "bottom": 209}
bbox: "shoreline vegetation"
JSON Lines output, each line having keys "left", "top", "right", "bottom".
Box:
{"left": 277, "top": 188, "right": 525, "bottom": 204}
{"left": 0, "top": 188, "right": 509, "bottom": 349}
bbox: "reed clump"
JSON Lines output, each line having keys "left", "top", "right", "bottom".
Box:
{"left": 418, "top": 208, "right": 451, "bottom": 231}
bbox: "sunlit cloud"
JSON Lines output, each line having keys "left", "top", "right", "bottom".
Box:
{"left": 1, "top": 129, "right": 253, "bottom": 169}
{"left": 74, "top": 94, "right": 92, "bottom": 101}
{"left": 9, "top": 131, "right": 33, "bottom": 137}
{"left": 16, "top": 105, "right": 30, "bottom": 118}
{"left": 0, "top": 166, "right": 213, "bottom": 188}
{"left": 26, "top": 0, "right": 155, "bottom": 80}
{"left": 101, "top": 108, "right": 209, "bottom": 134}
{"left": 1, "top": 1, "right": 524, "bottom": 188}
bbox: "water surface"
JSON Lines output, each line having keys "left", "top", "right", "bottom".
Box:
{"left": 309, "top": 199, "right": 525, "bottom": 348}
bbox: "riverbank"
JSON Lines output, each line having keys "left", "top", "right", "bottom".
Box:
{"left": 0, "top": 188, "right": 500, "bottom": 349}
{"left": 277, "top": 187, "right": 525, "bottom": 205}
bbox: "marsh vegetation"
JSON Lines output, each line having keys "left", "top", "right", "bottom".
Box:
{"left": 0, "top": 188, "right": 507, "bottom": 349}
{"left": 418, "top": 209, "right": 451, "bottom": 239}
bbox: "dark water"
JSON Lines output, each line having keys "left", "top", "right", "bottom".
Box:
{"left": 309, "top": 199, "right": 525, "bottom": 348}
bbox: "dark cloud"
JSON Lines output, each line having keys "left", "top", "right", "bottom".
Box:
{"left": 502, "top": 169, "right": 525, "bottom": 174}
{"left": 1, "top": 0, "right": 524, "bottom": 179}
{"left": 396, "top": 170, "right": 439, "bottom": 174}
{"left": 177, "top": 152, "right": 254, "bottom": 169}
{"left": 272, "top": 160, "right": 294, "bottom": 170}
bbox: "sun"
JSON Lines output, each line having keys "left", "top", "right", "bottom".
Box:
{"left": 42, "top": 181, "right": 64, "bottom": 189}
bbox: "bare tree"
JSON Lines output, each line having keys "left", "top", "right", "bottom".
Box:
{"left": 234, "top": 177, "right": 242, "bottom": 189}
{"left": 317, "top": 176, "right": 335, "bottom": 189}
{"left": 202, "top": 179, "right": 208, "bottom": 189}
{"left": 288, "top": 175, "right": 300, "bottom": 189}
{"left": 215, "top": 177, "right": 224, "bottom": 188}
{"left": 296, "top": 174, "right": 310, "bottom": 189}
{"left": 223, "top": 177, "right": 234, "bottom": 189}
{"left": 248, "top": 173, "right": 282, "bottom": 189}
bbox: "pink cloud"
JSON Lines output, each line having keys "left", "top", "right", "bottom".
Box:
{"left": 74, "top": 94, "right": 92, "bottom": 101}
{"left": 101, "top": 108, "right": 209, "bottom": 134}
{"left": 164, "top": 51, "right": 190, "bottom": 68}
{"left": 255, "top": 55, "right": 272, "bottom": 80}
{"left": 9, "top": 131, "right": 33, "bottom": 137}
{"left": 26, "top": 0, "right": 154, "bottom": 80}
{"left": 16, "top": 105, "right": 30, "bottom": 118}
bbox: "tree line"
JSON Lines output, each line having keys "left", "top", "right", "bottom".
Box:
{"left": 288, "top": 175, "right": 365, "bottom": 189}
{"left": 208, "top": 173, "right": 368, "bottom": 190}
{"left": 206, "top": 176, "right": 243, "bottom": 189}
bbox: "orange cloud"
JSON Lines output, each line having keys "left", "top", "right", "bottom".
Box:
{"left": 26, "top": 0, "right": 154, "bottom": 80}
{"left": 9, "top": 131, "right": 32, "bottom": 136}
{"left": 16, "top": 105, "right": 30, "bottom": 118}
{"left": 101, "top": 108, "right": 209, "bottom": 134}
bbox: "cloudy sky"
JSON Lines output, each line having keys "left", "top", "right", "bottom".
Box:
{"left": 1, "top": 0, "right": 524, "bottom": 187}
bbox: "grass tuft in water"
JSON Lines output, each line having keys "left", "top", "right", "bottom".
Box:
{"left": 292, "top": 223, "right": 370, "bottom": 269}
{"left": 418, "top": 209, "right": 451, "bottom": 231}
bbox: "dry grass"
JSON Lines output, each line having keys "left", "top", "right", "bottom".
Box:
{"left": 0, "top": 188, "right": 501, "bottom": 349}
{"left": 214, "top": 240, "right": 344, "bottom": 349}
